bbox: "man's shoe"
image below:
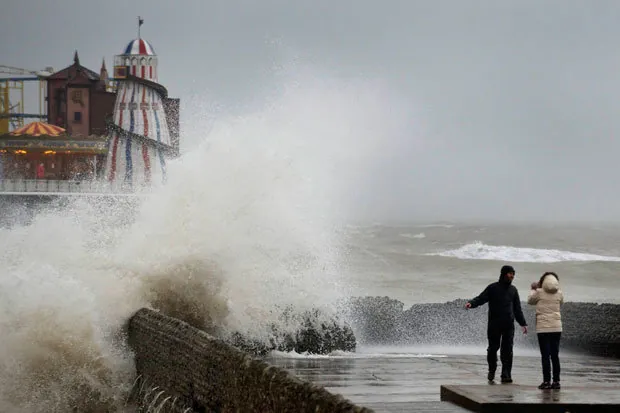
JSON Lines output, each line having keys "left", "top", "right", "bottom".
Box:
{"left": 500, "top": 377, "right": 513, "bottom": 384}
{"left": 551, "top": 382, "right": 560, "bottom": 390}
{"left": 487, "top": 371, "right": 495, "bottom": 382}
{"left": 538, "top": 382, "right": 551, "bottom": 390}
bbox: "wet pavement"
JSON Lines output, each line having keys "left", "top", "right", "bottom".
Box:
{"left": 441, "top": 384, "right": 620, "bottom": 412}
{"left": 265, "top": 346, "right": 620, "bottom": 413}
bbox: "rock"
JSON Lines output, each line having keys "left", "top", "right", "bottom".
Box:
{"left": 226, "top": 306, "right": 357, "bottom": 356}
{"left": 396, "top": 299, "right": 489, "bottom": 346}
{"left": 559, "top": 302, "right": 620, "bottom": 358}
{"left": 227, "top": 331, "right": 272, "bottom": 356}
{"left": 342, "top": 296, "right": 404, "bottom": 344}
{"left": 292, "top": 308, "right": 356, "bottom": 354}
{"left": 343, "top": 296, "right": 620, "bottom": 358}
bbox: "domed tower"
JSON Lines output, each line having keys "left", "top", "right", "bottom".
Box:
{"left": 105, "top": 28, "right": 173, "bottom": 191}
{"left": 116, "top": 38, "right": 158, "bottom": 82}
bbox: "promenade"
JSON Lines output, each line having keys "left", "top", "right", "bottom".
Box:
{"left": 267, "top": 347, "right": 620, "bottom": 412}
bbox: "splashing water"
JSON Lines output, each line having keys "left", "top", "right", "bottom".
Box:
{"left": 0, "top": 68, "right": 414, "bottom": 411}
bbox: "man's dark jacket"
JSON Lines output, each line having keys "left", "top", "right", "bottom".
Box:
{"left": 469, "top": 273, "right": 527, "bottom": 329}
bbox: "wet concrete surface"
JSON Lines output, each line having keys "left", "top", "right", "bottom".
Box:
{"left": 441, "top": 384, "right": 620, "bottom": 412}
{"left": 265, "top": 346, "right": 620, "bottom": 413}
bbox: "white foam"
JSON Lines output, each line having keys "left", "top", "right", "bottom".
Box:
{"left": 269, "top": 349, "right": 446, "bottom": 359}
{"left": 428, "top": 241, "right": 620, "bottom": 263}
{"left": 399, "top": 232, "right": 426, "bottom": 239}
{"left": 269, "top": 344, "right": 540, "bottom": 359}
{"left": 415, "top": 223, "right": 454, "bottom": 229}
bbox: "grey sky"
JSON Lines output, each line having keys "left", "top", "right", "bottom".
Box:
{"left": 2, "top": 0, "right": 620, "bottom": 223}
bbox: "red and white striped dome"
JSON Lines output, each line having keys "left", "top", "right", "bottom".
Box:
{"left": 122, "top": 38, "right": 156, "bottom": 56}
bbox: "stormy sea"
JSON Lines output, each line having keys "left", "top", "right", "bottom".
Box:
{"left": 1, "top": 75, "right": 619, "bottom": 412}
{"left": 339, "top": 222, "right": 620, "bottom": 307}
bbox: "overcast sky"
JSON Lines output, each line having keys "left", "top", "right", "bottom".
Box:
{"left": 2, "top": 0, "right": 620, "bottom": 223}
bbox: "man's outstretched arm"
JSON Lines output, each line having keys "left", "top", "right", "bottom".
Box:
{"left": 466, "top": 285, "right": 490, "bottom": 309}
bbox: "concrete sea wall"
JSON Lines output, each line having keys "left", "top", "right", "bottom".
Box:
{"left": 127, "top": 308, "right": 373, "bottom": 413}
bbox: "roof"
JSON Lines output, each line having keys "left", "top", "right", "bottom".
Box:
{"left": 46, "top": 51, "right": 100, "bottom": 81}
{"left": 47, "top": 66, "right": 100, "bottom": 81}
{"left": 1, "top": 121, "right": 106, "bottom": 153}
{"left": 9, "top": 122, "right": 66, "bottom": 137}
{"left": 122, "top": 38, "right": 156, "bottom": 56}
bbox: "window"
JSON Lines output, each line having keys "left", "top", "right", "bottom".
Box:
{"left": 74, "top": 111, "right": 82, "bottom": 123}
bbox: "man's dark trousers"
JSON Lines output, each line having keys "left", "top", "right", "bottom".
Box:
{"left": 487, "top": 324, "right": 515, "bottom": 378}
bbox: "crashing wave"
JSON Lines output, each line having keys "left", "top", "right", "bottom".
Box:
{"left": 426, "top": 241, "right": 620, "bottom": 263}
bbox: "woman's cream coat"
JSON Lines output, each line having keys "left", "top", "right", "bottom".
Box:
{"left": 527, "top": 276, "right": 564, "bottom": 333}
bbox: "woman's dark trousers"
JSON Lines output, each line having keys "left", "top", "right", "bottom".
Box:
{"left": 538, "top": 332, "right": 561, "bottom": 382}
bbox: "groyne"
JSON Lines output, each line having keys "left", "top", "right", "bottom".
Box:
{"left": 345, "top": 297, "right": 620, "bottom": 358}
{"left": 127, "top": 308, "right": 373, "bottom": 413}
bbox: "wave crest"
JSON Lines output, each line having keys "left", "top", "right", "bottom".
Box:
{"left": 427, "top": 241, "right": 620, "bottom": 263}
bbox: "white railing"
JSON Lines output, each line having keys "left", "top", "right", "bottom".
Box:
{"left": 0, "top": 179, "right": 156, "bottom": 196}
{"left": 0, "top": 179, "right": 113, "bottom": 194}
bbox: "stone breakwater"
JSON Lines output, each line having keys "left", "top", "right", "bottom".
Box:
{"left": 127, "top": 308, "right": 374, "bottom": 413}
{"left": 225, "top": 306, "right": 356, "bottom": 356}
{"left": 344, "top": 296, "right": 620, "bottom": 358}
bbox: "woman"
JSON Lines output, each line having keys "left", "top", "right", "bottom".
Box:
{"left": 528, "top": 271, "right": 564, "bottom": 390}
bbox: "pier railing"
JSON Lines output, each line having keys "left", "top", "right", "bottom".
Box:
{"left": 0, "top": 179, "right": 113, "bottom": 194}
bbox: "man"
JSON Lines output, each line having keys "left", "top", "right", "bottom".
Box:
{"left": 465, "top": 265, "right": 528, "bottom": 383}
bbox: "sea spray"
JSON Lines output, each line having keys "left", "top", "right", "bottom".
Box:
{"left": 0, "top": 67, "right": 412, "bottom": 410}
{"left": 0, "top": 200, "right": 138, "bottom": 412}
